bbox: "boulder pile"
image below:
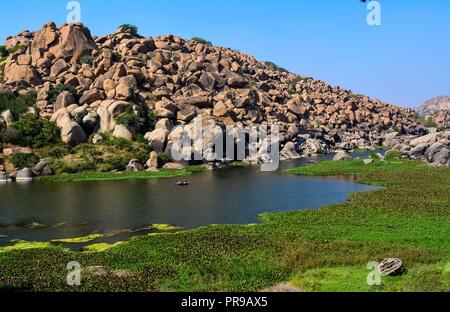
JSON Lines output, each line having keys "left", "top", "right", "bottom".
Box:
{"left": 0, "top": 22, "right": 428, "bottom": 165}
{"left": 386, "top": 131, "right": 450, "bottom": 167}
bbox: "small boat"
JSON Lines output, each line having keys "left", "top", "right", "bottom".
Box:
{"left": 175, "top": 180, "right": 189, "bottom": 186}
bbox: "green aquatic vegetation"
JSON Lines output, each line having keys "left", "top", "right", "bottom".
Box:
{"left": 0, "top": 240, "right": 54, "bottom": 253}
{"left": 229, "top": 161, "right": 251, "bottom": 168}
{"left": 151, "top": 224, "right": 183, "bottom": 231}
{"left": 83, "top": 242, "right": 124, "bottom": 252}
{"left": 51, "top": 234, "right": 104, "bottom": 244}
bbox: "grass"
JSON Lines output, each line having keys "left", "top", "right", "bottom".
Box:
{"left": 36, "top": 165, "right": 206, "bottom": 182}
{"left": 0, "top": 159, "right": 448, "bottom": 292}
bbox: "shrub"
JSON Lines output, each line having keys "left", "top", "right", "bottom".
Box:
{"left": 0, "top": 45, "right": 8, "bottom": 58}
{"left": 264, "top": 61, "right": 288, "bottom": 73}
{"left": 50, "top": 157, "right": 96, "bottom": 174}
{"left": 10, "top": 153, "right": 39, "bottom": 169}
{"left": 0, "top": 92, "right": 37, "bottom": 119}
{"left": 11, "top": 115, "right": 61, "bottom": 148}
{"left": 115, "top": 106, "right": 146, "bottom": 131}
{"left": 47, "top": 84, "right": 78, "bottom": 104}
{"left": 158, "top": 153, "right": 172, "bottom": 167}
{"left": 101, "top": 154, "right": 129, "bottom": 171}
{"left": 42, "top": 144, "right": 73, "bottom": 158}
{"left": 100, "top": 135, "right": 133, "bottom": 150}
{"left": 118, "top": 24, "right": 139, "bottom": 36}
{"left": 112, "top": 52, "right": 123, "bottom": 62}
{"left": 79, "top": 55, "right": 94, "bottom": 65}
{"left": 385, "top": 150, "right": 402, "bottom": 160}
{"left": 191, "top": 37, "right": 212, "bottom": 46}
{"left": 415, "top": 115, "right": 438, "bottom": 128}
{"left": 73, "top": 143, "right": 96, "bottom": 155}
{"left": 286, "top": 75, "right": 310, "bottom": 90}
{"left": 7, "top": 44, "right": 29, "bottom": 54}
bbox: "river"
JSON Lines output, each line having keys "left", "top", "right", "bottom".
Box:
{"left": 0, "top": 153, "right": 380, "bottom": 248}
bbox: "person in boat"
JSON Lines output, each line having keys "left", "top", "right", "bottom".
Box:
{"left": 175, "top": 180, "right": 189, "bottom": 186}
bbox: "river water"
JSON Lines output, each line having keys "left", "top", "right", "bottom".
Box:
{"left": 0, "top": 153, "right": 380, "bottom": 246}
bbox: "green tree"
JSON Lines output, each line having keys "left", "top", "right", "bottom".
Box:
{"left": 11, "top": 115, "right": 61, "bottom": 148}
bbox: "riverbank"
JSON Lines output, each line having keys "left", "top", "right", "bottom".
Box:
{"left": 35, "top": 165, "right": 207, "bottom": 182}
{"left": 0, "top": 159, "right": 448, "bottom": 292}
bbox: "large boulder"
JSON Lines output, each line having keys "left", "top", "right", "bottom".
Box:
{"left": 96, "top": 100, "right": 129, "bottom": 133}
{"left": 16, "top": 168, "right": 35, "bottom": 182}
{"left": 54, "top": 91, "right": 75, "bottom": 110}
{"left": 144, "top": 128, "right": 170, "bottom": 153}
{"left": 31, "top": 22, "right": 97, "bottom": 65}
{"left": 1, "top": 109, "right": 14, "bottom": 126}
{"left": 112, "top": 124, "right": 133, "bottom": 141}
{"left": 51, "top": 108, "right": 87, "bottom": 145}
{"left": 33, "top": 161, "right": 53, "bottom": 176}
{"left": 425, "top": 140, "right": 449, "bottom": 161}
{"left": 431, "top": 147, "right": 450, "bottom": 166}
{"left": 145, "top": 151, "right": 159, "bottom": 169}
{"left": 79, "top": 89, "right": 103, "bottom": 105}
{"left": 280, "top": 142, "right": 300, "bottom": 160}
{"left": 4, "top": 63, "right": 42, "bottom": 86}
{"left": 126, "top": 159, "right": 144, "bottom": 172}
{"left": 0, "top": 171, "right": 12, "bottom": 182}
{"left": 333, "top": 150, "right": 352, "bottom": 161}
{"left": 409, "top": 133, "right": 439, "bottom": 147}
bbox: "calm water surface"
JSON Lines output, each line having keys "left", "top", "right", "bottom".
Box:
{"left": 0, "top": 154, "right": 380, "bottom": 245}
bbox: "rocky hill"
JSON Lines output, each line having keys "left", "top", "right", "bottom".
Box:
{"left": 0, "top": 22, "right": 426, "bottom": 170}
{"left": 417, "top": 96, "right": 450, "bottom": 116}
{"left": 417, "top": 96, "right": 449, "bottom": 129}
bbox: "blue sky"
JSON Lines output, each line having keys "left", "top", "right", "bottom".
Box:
{"left": 1, "top": 0, "right": 449, "bottom": 108}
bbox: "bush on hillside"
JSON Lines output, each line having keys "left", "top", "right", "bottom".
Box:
{"left": 118, "top": 24, "right": 139, "bottom": 36}
{"left": 0, "top": 92, "right": 37, "bottom": 119}
{"left": 264, "top": 61, "right": 288, "bottom": 73}
{"left": 10, "top": 115, "right": 61, "bottom": 148}
{"left": 79, "top": 55, "right": 94, "bottom": 65}
{"left": 49, "top": 144, "right": 72, "bottom": 158}
{"left": 115, "top": 109, "right": 144, "bottom": 131}
{"left": 112, "top": 52, "right": 123, "bottom": 62}
{"left": 0, "top": 45, "right": 8, "bottom": 58}
{"left": 191, "top": 37, "right": 212, "bottom": 46}
{"left": 7, "top": 44, "right": 29, "bottom": 54}
{"left": 10, "top": 153, "right": 40, "bottom": 169}
{"left": 48, "top": 84, "right": 78, "bottom": 104}
{"left": 158, "top": 153, "right": 172, "bottom": 168}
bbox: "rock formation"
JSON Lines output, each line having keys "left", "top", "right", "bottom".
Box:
{"left": 1, "top": 22, "right": 428, "bottom": 164}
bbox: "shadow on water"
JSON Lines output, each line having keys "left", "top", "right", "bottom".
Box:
{"left": 0, "top": 152, "right": 381, "bottom": 248}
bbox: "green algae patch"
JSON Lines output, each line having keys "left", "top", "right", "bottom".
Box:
{"left": 82, "top": 242, "right": 124, "bottom": 252}
{"left": 151, "top": 224, "right": 182, "bottom": 231}
{"left": 0, "top": 240, "right": 54, "bottom": 253}
{"left": 51, "top": 234, "right": 105, "bottom": 243}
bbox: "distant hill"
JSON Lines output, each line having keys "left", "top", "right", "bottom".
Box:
{"left": 417, "top": 95, "right": 450, "bottom": 116}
